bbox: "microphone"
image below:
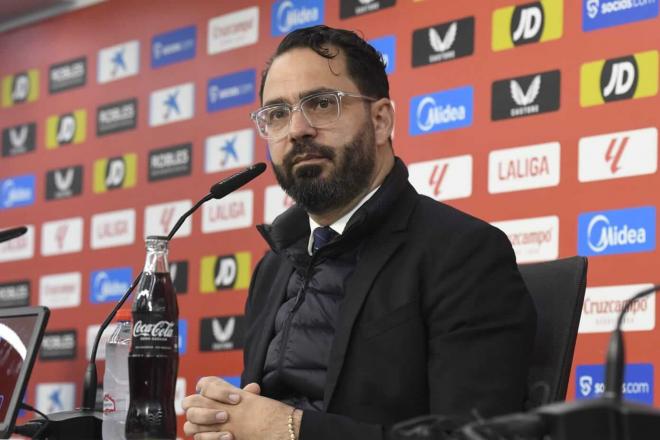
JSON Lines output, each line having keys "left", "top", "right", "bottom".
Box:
{"left": 166, "top": 162, "right": 266, "bottom": 240}
{"left": 603, "top": 285, "right": 658, "bottom": 401}
{"left": 0, "top": 226, "right": 27, "bottom": 243}
{"left": 81, "top": 163, "right": 267, "bottom": 409}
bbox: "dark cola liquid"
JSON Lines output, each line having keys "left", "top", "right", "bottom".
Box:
{"left": 126, "top": 272, "right": 179, "bottom": 439}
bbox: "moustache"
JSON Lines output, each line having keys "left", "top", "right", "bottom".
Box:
{"left": 283, "top": 140, "right": 336, "bottom": 169}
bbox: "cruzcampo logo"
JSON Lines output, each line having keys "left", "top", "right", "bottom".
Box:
{"left": 93, "top": 153, "right": 137, "bottom": 193}
{"left": 200, "top": 252, "right": 251, "bottom": 292}
{"left": 492, "top": 0, "right": 563, "bottom": 52}
{"left": 45, "top": 110, "right": 87, "bottom": 149}
{"left": 1, "top": 69, "right": 39, "bottom": 107}
{"left": 580, "top": 50, "right": 658, "bottom": 107}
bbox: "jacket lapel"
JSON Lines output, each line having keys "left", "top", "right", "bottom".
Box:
{"left": 322, "top": 232, "right": 406, "bottom": 408}
{"left": 243, "top": 262, "right": 293, "bottom": 383}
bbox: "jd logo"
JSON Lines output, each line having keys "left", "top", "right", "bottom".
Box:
{"left": 601, "top": 56, "right": 638, "bottom": 101}
{"left": 54, "top": 168, "right": 75, "bottom": 192}
{"left": 105, "top": 158, "right": 126, "bottom": 189}
{"left": 511, "top": 3, "right": 544, "bottom": 45}
{"left": 56, "top": 114, "right": 76, "bottom": 144}
{"left": 11, "top": 73, "right": 30, "bottom": 103}
{"left": 212, "top": 317, "right": 235, "bottom": 342}
{"left": 214, "top": 256, "right": 237, "bottom": 289}
{"left": 429, "top": 23, "right": 457, "bottom": 53}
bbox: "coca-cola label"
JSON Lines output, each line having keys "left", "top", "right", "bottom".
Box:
{"left": 131, "top": 319, "right": 178, "bottom": 356}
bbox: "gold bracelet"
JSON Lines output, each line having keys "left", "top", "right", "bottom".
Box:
{"left": 287, "top": 408, "right": 297, "bottom": 440}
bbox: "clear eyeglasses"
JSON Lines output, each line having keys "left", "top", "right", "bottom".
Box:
{"left": 250, "top": 90, "right": 376, "bottom": 141}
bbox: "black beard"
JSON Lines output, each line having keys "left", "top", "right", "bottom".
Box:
{"left": 272, "top": 122, "right": 376, "bottom": 215}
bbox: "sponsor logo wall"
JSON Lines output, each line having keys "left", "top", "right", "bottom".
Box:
{"left": 1, "top": 1, "right": 659, "bottom": 433}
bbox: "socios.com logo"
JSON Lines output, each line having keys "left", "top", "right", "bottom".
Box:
{"left": 90, "top": 267, "right": 132, "bottom": 303}
{"left": 576, "top": 364, "right": 653, "bottom": 404}
{"left": 0, "top": 174, "right": 36, "bottom": 210}
{"left": 271, "top": 0, "right": 324, "bottom": 36}
{"left": 409, "top": 86, "right": 473, "bottom": 136}
{"left": 583, "top": 0, "right": 658, "bottom": 31}
{"left": 578, "top": 206, "right": 656, "bottom": 256}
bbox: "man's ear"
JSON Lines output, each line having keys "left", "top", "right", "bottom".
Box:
{"left": 371, "top": 98, "right": 394, "bottom": 147}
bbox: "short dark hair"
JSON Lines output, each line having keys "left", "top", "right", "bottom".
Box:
{"left": 259, "top": 25, "right": 389, "bottom": 103}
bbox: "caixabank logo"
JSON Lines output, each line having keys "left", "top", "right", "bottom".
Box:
{"left": 200, "top": 252, "right": 251, "bottom": 293}
{"left": 271, "top": 0, "right": 324, "bottom": 36}
{"left": 93, "top": 153, "right": 137, "bottom": 193}
{"left": 340, "top": 0, "right": 396, "bottom": 19}
{"left": 1, "top": 69, "right": 39, "bottom": 107}
{"left": 492, "top": 0, "right": 563, "bottom": 51}
{"left": 583, "top": 0, "right": 658, "bottom": 31}
{"left": 45, "top": 110, "right": 87, "bottom": 149}
{"left": 2, "top": 122, "right": 36, "bottom": 157}
{"left": 409, "top": 86, "right": 473, "bottom": 135}
{"left": 200, "top": 315, "right": 246, "bottom": 352}
{"left": 578, "top": 206, "right": 656, "bottom": 256}
{"left": 576, "top": 364, "right": 653, "bottom": 404}
{"left": 580, "top": 50, "right": 658, "bottom": 107}
{"left": 412, "top": 17, "right": 474, "bottom": 67}
{"left": 492, "top": 70, "right": 560, "bottom": 121}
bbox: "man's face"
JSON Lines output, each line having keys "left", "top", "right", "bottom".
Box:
{"left": 261, "top": 47, "right": 376, "bottom": 214}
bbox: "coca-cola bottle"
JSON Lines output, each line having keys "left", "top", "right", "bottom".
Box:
{"left": 126, "top": 236, "right": 178, "bottom": 439}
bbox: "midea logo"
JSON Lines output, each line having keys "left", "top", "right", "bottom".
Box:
{"left": 587, "top": 214, "right": 647, "bottom": 253}
{"left": 416, "top": 97, "right": 466, "bottom": 132}
{"left": 277, "top": 1, "right": 319, "bottom": 33}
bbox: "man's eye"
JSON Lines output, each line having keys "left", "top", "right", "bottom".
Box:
{"left": 267, "top": 108, "right": 288, "bottom": 122}
{"left": 308, "top": 96, "right": 334, "bottom": 110}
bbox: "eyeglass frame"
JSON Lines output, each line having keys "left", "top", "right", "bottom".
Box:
{"left": 249, "top": 90, "right": 378, "bottom": 141}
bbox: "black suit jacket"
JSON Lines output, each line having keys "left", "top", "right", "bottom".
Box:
{"left": 242, "top": 162, "right": 536, "bottom": 440}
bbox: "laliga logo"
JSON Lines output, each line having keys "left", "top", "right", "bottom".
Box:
{"left": 277, "top": 0, "right": 319, "bottom": 33}
{"left": 587, "top": 0, "right": 600, "bottom": 18}
{"left": 587, "top": 214, "right": 647, "bottom": 253}
{"left": 416, "top": 96, "right": 466, "bottom": 132}
{"left": 579, "top": 375, "right": 594, "bottom": 396}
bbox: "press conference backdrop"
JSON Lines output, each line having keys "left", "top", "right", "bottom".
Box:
{"left": 0, "top": 0, "right": 658, "bottom": 435}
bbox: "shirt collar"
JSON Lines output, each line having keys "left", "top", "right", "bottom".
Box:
{"left": 307, "top": 186, "right": 380, "bottom": 255}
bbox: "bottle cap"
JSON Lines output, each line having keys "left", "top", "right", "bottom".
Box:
{"left": 115, "top": 308, "right": 132, "bottom": 322}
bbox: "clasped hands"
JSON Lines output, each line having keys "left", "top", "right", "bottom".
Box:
{"left": 183, "top": 377, "right": 301, "bottom": 440}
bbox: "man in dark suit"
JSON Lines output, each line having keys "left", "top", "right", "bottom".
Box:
{"left": 183, "top": 25, "right": 536, "bottom": 440}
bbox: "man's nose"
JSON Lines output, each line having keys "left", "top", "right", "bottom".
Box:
{"left": 288, "top": 109, "right": 316, "bottom": 141}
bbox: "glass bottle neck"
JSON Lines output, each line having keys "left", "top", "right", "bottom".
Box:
{"left": 143, "top": 236, "right": 169, "bottom": 273}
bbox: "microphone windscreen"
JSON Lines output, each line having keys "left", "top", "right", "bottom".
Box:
{"left": 0, "top": 226, "right": 28, "bottom": 244}
{"left": 209, "top": 162, "right": 267, "bottom": 199}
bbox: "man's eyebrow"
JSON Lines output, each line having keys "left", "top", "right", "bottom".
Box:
{"left": 263, "top": 87, "right": 337, "bottom": 107}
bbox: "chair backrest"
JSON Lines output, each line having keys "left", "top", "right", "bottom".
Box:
{"left": 518, "top": 256, "right": 588, "bottom": 410}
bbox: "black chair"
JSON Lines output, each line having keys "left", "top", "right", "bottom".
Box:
{"left": 519, "top": 256, "right": 588, "bottom": 410}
